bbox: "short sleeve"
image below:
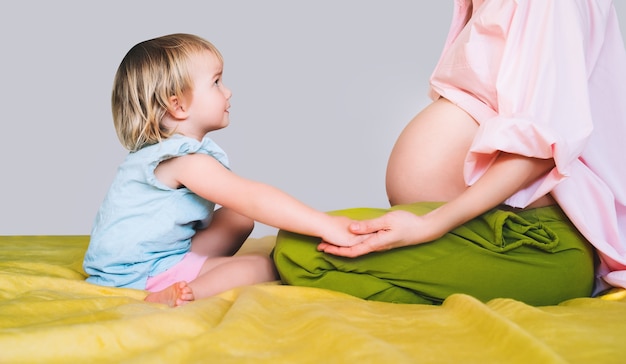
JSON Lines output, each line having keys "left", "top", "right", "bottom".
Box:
{"left": 141, "top": 134, "right": 230, "bottom": 190}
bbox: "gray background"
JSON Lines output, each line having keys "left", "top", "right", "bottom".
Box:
{"left": 2, "top": 1, "right": 625, "bottom": 238}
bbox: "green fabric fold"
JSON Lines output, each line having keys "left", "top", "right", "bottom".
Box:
{"left": 274, "top": 203, "right": 594, "bottom": 305}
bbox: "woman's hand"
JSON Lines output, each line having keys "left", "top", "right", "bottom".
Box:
{"left": 318, "top": 215, "right": 374, "bottom": 250}
{"left": 317, "top": 210, "right": 440, "bottom": 258}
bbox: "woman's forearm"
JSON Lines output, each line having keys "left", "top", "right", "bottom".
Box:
{"left": 424, "top": 152, "right": 556, "bottom": 238}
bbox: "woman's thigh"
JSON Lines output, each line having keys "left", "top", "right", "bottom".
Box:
{"left": 386, "top": 98, "right": 478, "bottom": 205}
{"left": 273, "top": 204, "right": 595, "bottom": 306}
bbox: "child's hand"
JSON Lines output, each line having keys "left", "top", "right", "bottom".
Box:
{"left": 317, "top": 215, "right": 372, "bottom": 249}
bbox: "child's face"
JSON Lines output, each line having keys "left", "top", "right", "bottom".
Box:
{"left": 184, "top": 50, "right": 232, "bottom": 136}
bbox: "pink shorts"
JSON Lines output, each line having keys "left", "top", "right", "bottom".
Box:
{"left": 145, "top": 252, "right": 208, "bottom": 292}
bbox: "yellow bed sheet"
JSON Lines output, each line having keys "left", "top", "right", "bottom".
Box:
{"left": 1, "top": 235, "right": 625, "bottom": 363}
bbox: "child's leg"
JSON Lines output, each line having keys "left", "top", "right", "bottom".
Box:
{"left": 191, "top": 207, "right": 254, "bottom": 257}
{"left": 144, "top": 251, "right": 208, "bottom": 307}
{"left": 144, "top": 208, "right": 259, "bottom": 307}
{"left": 186, "top": 207, "right": 276, "bottom": 299}
{"left": 144, "top": 253, "right": 277, "bottom": 306}
{"left": 188, "top": 255, "right": 278, "bottom": 299}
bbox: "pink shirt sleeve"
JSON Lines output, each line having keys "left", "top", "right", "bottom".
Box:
{"left": 434, "top": 1, "right": 593, "bottom": 207}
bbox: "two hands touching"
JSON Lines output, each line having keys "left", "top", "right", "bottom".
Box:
{"left": 319, "top": 210, "right": 444, "bottom": 258}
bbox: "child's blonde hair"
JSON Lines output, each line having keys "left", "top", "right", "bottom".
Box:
{"left": 112, "top": 33, "right": 223, "bottom": 151}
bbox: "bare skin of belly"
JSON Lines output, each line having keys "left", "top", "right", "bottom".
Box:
{"left": 385, "top": 98, "right": 555, "bottom": 210}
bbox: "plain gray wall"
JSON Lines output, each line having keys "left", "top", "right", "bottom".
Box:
{"left": 2, "top": 1, "right": 625, "bottom": 238}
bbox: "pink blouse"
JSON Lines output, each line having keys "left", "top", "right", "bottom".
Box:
{"left": 429, "top": 0, "right": 626, "bottom": 290}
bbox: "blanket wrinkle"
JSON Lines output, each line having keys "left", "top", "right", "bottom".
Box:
{"left": 442, "top": 295, "right": 568, "bottom": 363}
{"left": 1, "top": 235, "right": 625, "bottom": 363}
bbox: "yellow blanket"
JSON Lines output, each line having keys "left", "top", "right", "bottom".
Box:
{"left": 1, "top": 235, "right": 625, "bottom": 363}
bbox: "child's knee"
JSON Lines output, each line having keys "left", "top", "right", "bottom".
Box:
{"left": 246, "top": 254, "right": 278, "bottom": 281}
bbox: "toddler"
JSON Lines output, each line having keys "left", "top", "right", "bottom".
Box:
{"left": 83, "top": 33, "right": 365, "bottom": 307}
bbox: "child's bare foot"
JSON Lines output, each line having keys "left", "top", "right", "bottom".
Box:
{"left": 144, "top": 281, "right": 195, "bottom": 307}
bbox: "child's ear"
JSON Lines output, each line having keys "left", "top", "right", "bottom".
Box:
{"left": 167, "top": 95, "right": 189, "bottom": 120}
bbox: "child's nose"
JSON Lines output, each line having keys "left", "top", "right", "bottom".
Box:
{"left": 222, "top": 85, "right": 232, "bottom": 99}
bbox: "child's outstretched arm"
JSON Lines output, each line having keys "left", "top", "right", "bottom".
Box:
{"left": 157, "top": 153, "right": 367, "bottom": 247}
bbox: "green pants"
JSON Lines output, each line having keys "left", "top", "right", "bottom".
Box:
{"left": 273, "top": 202, "right": 595, "bottom": 306}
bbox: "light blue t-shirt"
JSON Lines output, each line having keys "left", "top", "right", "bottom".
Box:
{"left": 83, "top": 133, "right": 229, "bottom": 289}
